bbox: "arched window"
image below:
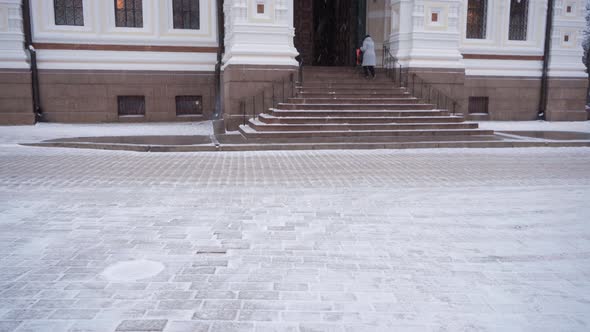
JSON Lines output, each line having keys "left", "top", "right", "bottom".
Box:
{"left": 54, "top": 0, "right": 84, "bottom": 26}
{"left": 466, "top": 0, "right": 487, "bottom": 39}
{"left": 509, "top": 0, "right": 528, "bottom": 40}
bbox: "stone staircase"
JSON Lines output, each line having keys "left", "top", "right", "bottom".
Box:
{"left": 238, "top": 66, "right": 494, "bottom": 142}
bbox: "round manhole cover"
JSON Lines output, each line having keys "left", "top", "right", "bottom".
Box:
{"left": 102, "top": 260, "right": 164, "bottom": 282}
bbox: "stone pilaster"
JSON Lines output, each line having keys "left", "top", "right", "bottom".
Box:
{"left": 0, "top": 0, "right": 28, "bottom": 69}
{"left": 389, "top": 0, "right": 464, "bottom": 69}
{"left": 222, "top": 0, "right": 298, "bottom": 67}
{"left": 0, "top": 0, "right": 34, "bottom": 125}
{"left": 546, "top": 0, "right": 588, "bottom": 121}
{"left": 221, "top": 0, "right": 298, "bottom": 130}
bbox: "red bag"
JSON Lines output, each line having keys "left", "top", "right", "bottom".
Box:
{"left": 356, "top": 48, "right": 363, "bottom": 66}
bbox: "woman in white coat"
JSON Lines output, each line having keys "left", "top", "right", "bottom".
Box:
{"left": 360, "top": 34, "right": 376, "bottom": 79}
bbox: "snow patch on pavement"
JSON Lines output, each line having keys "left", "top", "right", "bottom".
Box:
{"left": 0, "top": 121, "right": 213, "bottom": 144}
{"left": 478, "top": 120, "right": 590, "bottom": 133}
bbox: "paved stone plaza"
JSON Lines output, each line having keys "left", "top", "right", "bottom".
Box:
{"left": 1, "top": 136, "right": 590, "bottom": 331}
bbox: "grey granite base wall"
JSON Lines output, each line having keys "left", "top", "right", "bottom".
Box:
{"left": 409, "top": 70, "right": 587, "bottom": 121}
{"left": 407, "top": 68, "right": 466, "bottom": 115}
{"left": 546, "top": 77, "right": 588, "bottom": 121}
{"left": 464, "top": 76, "right": 542, "bottom": 121}
{"left": 0, "top": 69, "right": 35, "bottom": 125}
{"left": 222, "top": 65, "right": 298, "bottom": 131}
{"left": 38, "top": 70, "right": 215, "bottom": 123}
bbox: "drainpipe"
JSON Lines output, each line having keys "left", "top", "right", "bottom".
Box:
{"left": 21, "top": 0, "right": 42, "bottom": 122}
{"left": 213, "top": 0, "right": 224, "bottom": 122}
{"left": 538, "top": 0, "right": 554, "bottom": 120}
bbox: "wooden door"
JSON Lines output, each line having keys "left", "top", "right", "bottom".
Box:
{"left": 294, "top": 0, "right": 314, "bottom": 66}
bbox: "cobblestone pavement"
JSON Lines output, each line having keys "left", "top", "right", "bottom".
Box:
{"left": 1, "top": 145, "right": 589, "bottom": 332}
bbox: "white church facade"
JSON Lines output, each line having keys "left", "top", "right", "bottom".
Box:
{"left": 0, "top": 0, "right": 587, "bottom": 128}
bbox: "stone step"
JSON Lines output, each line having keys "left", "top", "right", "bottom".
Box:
{"left": 248, "top": 118, "right": 479, "bottom": 132}
{"left": 302, "top": 74, "right": 390, "bottom": 82}
{"left": 300, "top": 82, "right": 401, "bottom": 89}
{"left": 288, "top": 97, "right": 420, "bottom": 105}
{"left": 258, "top": 113, "right": 465, "bottom": 124}
{"left": 303, "top": 66, "right": 371, "bottom": 72}
{"left": 298, "top": 86, "right": 404, "bottom": 93}
{"left": 239, "top": 125, "right": 494, "bottom": 139}
{"left": 276, "top": 103, "right": 434, "bottom": 111}
{"left": 269, "top": 109, "right": 449, "bottom": 117}
{"left": 297, "top": 92, "right": 412, "bottom": 98}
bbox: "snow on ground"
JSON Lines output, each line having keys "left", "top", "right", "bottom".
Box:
{"left": 0, "top": 146, "right": 589, "bottom": 331}
{"left": 478, "top": 120, "right": 590, "bottom": 133}
{"left": 0, "top": 121, "right": 213, "bottom": 144}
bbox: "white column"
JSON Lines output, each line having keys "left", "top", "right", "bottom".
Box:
{"left": 0, "top": 0, "right": 28, "bottom": 69}
{"left": 389, "top": 0, "right": 464, "bottom": 69}
{"left": 548, "top": 0, "right": 586, "bottom": 77}
{"left": 222, "top": 0, "right": 298, "bottom": 68}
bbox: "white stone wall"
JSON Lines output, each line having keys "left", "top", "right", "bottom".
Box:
{"left": 222, "top": 0, "right": 298, "bottom": 68}
{"left": 549, "top": 0, "right": 586, "bottom": 77}
{"left": 389, "top": 0, "right": 464, "bottom": 68}
{"left": 29, "top": 0, "right": 218, "bottom": 71}
{"left": 460, "top": 0, "right": 548, "bottom": 77}
{"left": 388, "top": 0, "right": 587, "bottom": 78}
{"left": 0, "top": 0, "right": 28, "bottom": 69}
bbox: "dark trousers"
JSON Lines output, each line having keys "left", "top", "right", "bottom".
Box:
{"left": 363, "top": 66, "right": 375, "bottom": 78}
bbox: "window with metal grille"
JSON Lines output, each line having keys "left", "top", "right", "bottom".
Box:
{"left": 176, "top": 96, "right": 203, "bottom": 116}
{"left": 466, "top": 0, "right": 486, "bottom": 39}
{"left": 468, "top": 96, "right": 489, "bottom": 114}
{"left": 54, "top": 0, "right": 84, "bottom": 26}
{"left": 115, "top": 0, "right": 143, "bottom": 28}
{"left": 172, "top": 0, "right": 200, "bottom": 30}
{"left": 509, "top": 0, "right": 528, "bottom": 41}
{"left": 118, "top": 96, "right": 145, "bottom": 116}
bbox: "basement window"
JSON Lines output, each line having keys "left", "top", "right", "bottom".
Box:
{"left": 468, "top": 96, "right": 489, "bottom": 114}
{"left": 176, "top": 96, "right": 203, "bottom": 116}
{"left": 118, "top": 96, "right": 145, "bottom": 116}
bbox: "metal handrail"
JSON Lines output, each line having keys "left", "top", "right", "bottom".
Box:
{"left": 239, "top": 75, "right": 295, "bottom": 126}
{"left": 239, "top": 60, "right": 302, "bottom": 126}
{"left": 410, "top": 73, "right": 457, "bottom": 115}
{"left": 382, "top": 42, "right": 458, "bottom": 114}
{"left": 382, "top": 44, "right": 406, "bottom": 87}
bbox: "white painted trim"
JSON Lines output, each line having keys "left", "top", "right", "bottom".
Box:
{"left": 35, "top": 49, "right": 217, "bottom": 71}
{"left": 464, "top": 58, "right": 542, "bottom": 77}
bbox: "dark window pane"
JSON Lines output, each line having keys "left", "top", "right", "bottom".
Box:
{"left": 176, "top": 96, "right": 203, "bottom": 116}
{"left": 74, "top": 8, "right": 84, "bottom": 25}
{"left": 466, "top": 0, "right": 486, "bottom": 39}
{"left": 116, "top": 10, "right": 126, "bottom": 27}
{"left": 118, "top": 96, "right": 146, "bottom": 116}
{"left": 114, "top": 0, "right": 143, "bottom": 28}
{"left": 172, "top": 0, "right": 200, "bottom": 30}
{"left": 509, "top": 0, "right": 528, "bottom": 41}
{"left": 54, "top": 0, "right": 84, "bottom": 26}
{"left": 468, "top": 96, "right": 489, "bottom": 114}
{"left": 135, "top": 10, "right": 143, "bottom": 27}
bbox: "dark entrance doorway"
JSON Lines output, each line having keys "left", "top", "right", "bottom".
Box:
{"left": 294, "top": 0, "right": 366, "bottom": 66}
